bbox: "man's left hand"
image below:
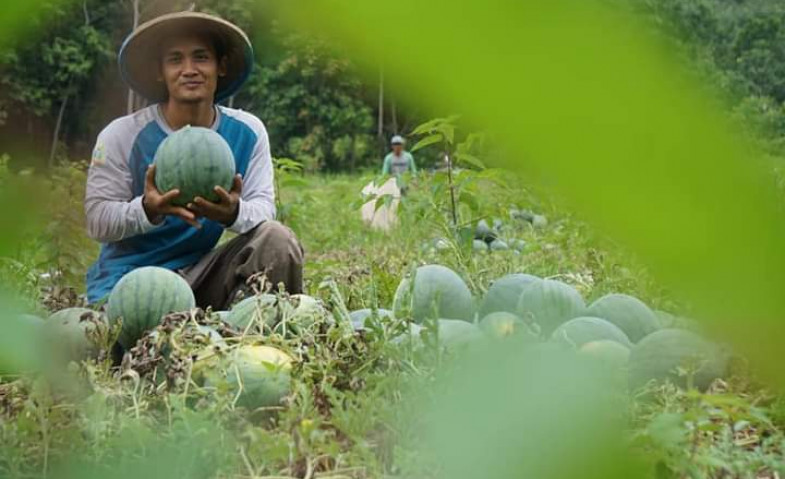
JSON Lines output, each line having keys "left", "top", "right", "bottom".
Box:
{"left": 188, "top": 174, "right": 243, "bottom": 226}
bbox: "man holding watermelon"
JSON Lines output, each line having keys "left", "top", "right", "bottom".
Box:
{"left": 84, "top": 12, "right": 303, "bottom": 309}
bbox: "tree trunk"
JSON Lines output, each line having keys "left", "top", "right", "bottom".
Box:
{"left": 49, "top": 93, "right": 70, "bottom": 168}
{"left": 126, "top": 0, "right": 140, "bottom": 114}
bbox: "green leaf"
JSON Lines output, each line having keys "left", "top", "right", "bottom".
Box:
{"left": 412, "top": 134, "right": 443, "bottom": 152}
{"left": 455, "top": 153, "right": 486, "bottom": 170}
{"left": 458, "top": 190, "right": 480, "bottom": 214}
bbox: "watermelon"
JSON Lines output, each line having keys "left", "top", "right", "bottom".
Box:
{"left": 430, "top": 319, "right": 483, "bottom": 349}
{"left": 479, "top": 273, "right": 540, "bottom": 317}
{"left": 629, "top": 329, "right": 727, "bottom": 391}
{"left": 579, "top": 340, "right": 630, "bottom": 370}
{"left": 107, "top": 267, "right": 196, "bottom": 349}
{"left": 475, "top": 219, "right": 496, "bottom": 242}
{"left": 393, "top": 265, "right": 474, "bottom": 323}
{"left": 154, "top": 125, "right": 236, "bottom": 206}
{"left": 489, "top": 239, "right": 509, "bottom": 251}
{"left": 226, "top": 294, "right": 278, "bottom": 331}
{"left": 349, "top": 308, "right": 394, "bottom": 331}
{"left": 46, "top": 308, "right": 108, "bottom": 362}
{"left": 586, "top": 294, "right": 660, "bottom": 343}
{"left": 516, "top": 279, "right": 585, "bottom": 335}
{"left": 550, "top": 316, "right": 632, "bottom": 349}
{"left": 479, "top": 312, "right": 536, "bottom": 340}
{"left": 203, "top": 345, "right": 293, "bottom": 409}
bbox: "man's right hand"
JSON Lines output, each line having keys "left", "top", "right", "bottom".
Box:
{"left": 142, "top": 164, "right": 201, "bottom": 229}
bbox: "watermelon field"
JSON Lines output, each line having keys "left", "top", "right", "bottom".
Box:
{"left": 4, "top": 0, "right": 785, "bottom": 478}
{"left": 0, "top": 164, "right": 783, "bottom": 479}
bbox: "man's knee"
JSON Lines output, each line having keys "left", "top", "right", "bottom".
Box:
{"left": 249, "top": 221, "right": 303, "bottom": 263}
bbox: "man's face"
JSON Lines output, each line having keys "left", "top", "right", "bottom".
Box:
{"left": 392, "top": 144, "right": 403, "bottom": 155}
{"left": 159, "top": 34, "right": 226, "bottom": 104}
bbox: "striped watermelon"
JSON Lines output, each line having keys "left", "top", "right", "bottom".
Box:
{"left": 479, "top": 273, "right": 540, "bottom": 317}
{"left": 154, "top": 125, "right": 236, "bottom": 206}
{"left": 202, "top": 345, "right": 293, "bottom": 409}
{"left": 516, "top": 279, "right": 585, "bottom": 335}
{"left": 393, "top": 265, "right": 474, "bottom": 323}
{"left": 550, "top": 316, "right": 632, "bottom": 349}
{"left": 107, "top": 267, "right": 196, "bottom": 349}
{"left": 587, "top": 294, "right": 660, "bottom": 343}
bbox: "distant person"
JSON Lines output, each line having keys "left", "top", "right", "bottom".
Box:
{"left": 381, "top": 135, "right": 417, "bottom": 176}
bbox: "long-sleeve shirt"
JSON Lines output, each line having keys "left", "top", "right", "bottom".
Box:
{"left": 381, "top": 151, "right": 417, "bottom": 175}
{"left": 84, "top": 104, "right": 275, "bottom": 302}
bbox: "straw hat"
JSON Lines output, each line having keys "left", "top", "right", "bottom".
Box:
{"left": 118, "top": 12, "right": 254, "bottom": 103}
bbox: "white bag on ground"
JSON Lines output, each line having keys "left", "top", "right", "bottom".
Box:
{"left": 360, "top": 178, "right": 401, "bottom": 231}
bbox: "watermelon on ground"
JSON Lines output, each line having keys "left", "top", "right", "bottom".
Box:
{"left": 107, "top": 267, "right": 196, "bottom": 349}
{"left": 46, "top": 308, "right": 108, "bottom": 362}
{"left": 479, "top": 312, "right": 536, "bottom": 340}
{"left": 393, "top": 265, "right": 475, "bottom": 323}
{"left": 203, "top": 345, "right": 293, "bottom": 410}
{"left": 550, "top": 316, "right": 632, "bottom": 349}
{"left": 426, "top": 319, "right": 484, "bottom": 349}
{"left": 629, "top": 329, "right": 727, "bottom": 391}
{"left": 226, "top": 294, "right": 278, "bottom": 331}
{"left": 516, "top": 279, "right": 585, "bottom": 335}
{"left": 154, "top": 125, "right": 236, "bottom": 206}
{"left": 587, "top": 294, "right": 660, "bottom": 343}
{"left": 579, "top": 340, "right": 630, "bottom": 370}
{"left": 391, "top": 322, "right": 424, "bottom": 346}
{"left": 479, "top": 273, "right": 540, "bottom": 317}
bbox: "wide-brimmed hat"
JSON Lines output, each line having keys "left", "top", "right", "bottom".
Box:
{"left": 118, "top": 12, "right": 254, "bottom": 103}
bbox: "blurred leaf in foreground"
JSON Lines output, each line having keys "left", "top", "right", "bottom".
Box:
{"left": 276, "top": 0, "right": 785, "bottom": 385}
{"left": 416, "top": 344, "right": 643, "bottom": 479}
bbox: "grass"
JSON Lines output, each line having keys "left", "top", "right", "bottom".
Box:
{"left": 0, "top": 164, "right": 782, "bottom": 478}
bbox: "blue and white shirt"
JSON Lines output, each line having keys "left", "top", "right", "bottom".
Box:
{"left": 84, "top": 104, "right": 275, "bottom": 303}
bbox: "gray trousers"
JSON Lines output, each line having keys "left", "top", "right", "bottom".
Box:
{"left": 180, "top": 221, "right": 304, "bottom": 310}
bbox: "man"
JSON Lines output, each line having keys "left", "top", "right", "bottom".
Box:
{"left": 85, "top": 12, "right": 303, "bottom": 310}
{"left": 381, "top": 135, "right": 417, "bottom": 176}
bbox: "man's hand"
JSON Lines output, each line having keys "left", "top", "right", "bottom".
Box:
{"left": 142, "top": 164, "right": 201, "bottom": 229}
{"left": 188, "top": 174, "right": 243, "bottom": 226}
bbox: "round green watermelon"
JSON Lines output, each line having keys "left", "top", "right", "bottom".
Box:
{"left": 154, "top": 125, "right": 236, "bottom": 206}
{"left": 579, "top": 340, "right": 630, "bottom": 370}
{"left": 203, "top": 345, "right": 293, "bottom": 410}
{"left": 46, "top": 308, "right": 108, "bottom": 362}
{"left": 107, "top": 267, "right": 196, "bottom": 349}
{"left": 226, "top": 294, "right": 278, "bottom": 332}
{"left": 586, "top": 294, "right": 660, "bottom": 343}
{"left": 629, "top": 329, "right": 727, "bottom": 391}
{"left": 392, "top": 265, "right": 474, "bottom": 323}
{"left": 479, "top": 312, "right": 536, "bottom": 340}
{"left": 479, "top": 273, "right": 540, "bottom": 317}
{"left": 432, "top": 319, "right": 483, "bottom": 349}
{"left": 489, "top": 239, "right": 509, "bottom": 251}
{"left": 550, "top": 316, "right": 632, "bottom": 349}
{"left": 516, "top": 279, "right": 585, "bottom": 335}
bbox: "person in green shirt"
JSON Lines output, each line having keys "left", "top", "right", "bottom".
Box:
{"left": 381, "top": 135, "right": 417, "bottom": 175}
